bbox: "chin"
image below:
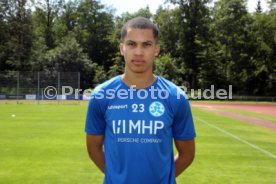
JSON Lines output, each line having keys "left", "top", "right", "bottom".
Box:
{"left": 131, "top": 69, "right": 147, "bottom": 73}
{"left": 127, "top": 64, "right": 152, "bottom": 74}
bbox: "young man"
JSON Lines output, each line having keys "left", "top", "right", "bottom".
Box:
{"left": 85, "top": 17, "right": 196, "bottom": 184}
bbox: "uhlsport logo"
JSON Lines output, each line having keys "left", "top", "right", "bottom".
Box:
{"left": 149, "top": 101, "right": 165, "bottom": 117}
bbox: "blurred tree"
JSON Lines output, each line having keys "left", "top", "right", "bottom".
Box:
{"left": 107, "top": 54, "right": 124, "bottom": 78}
{"left": 154, "top": 53, "right": 182, "bottom": 85}
{"left": 168, "top": 0, "right": 211, "bottom": 89}
{"left": 42, "top": 34, "right": 98, "bottom": 89}
{"left": 154, "top": 7, "right": 180, "bottom": 57}
{"left": 52, "top": 0, "right": 78, "bottom": 44}
{"left": 0, "top": 0, "right": 10, "bottom": 70}
{"left": 267, "top": 0, "right": 276, "bottom": 11}
{"left": 93, "top": 65, "right": 108, "bottom": 86}
{"left": 0, "top": 0, "right": 33, "bottom": 71}
{"left": 29, "top": 0, "right": 116, "bottom": 87}
{"left": 211, "top": 0, "right": 253, "bottom": 94}
{"left": 256, "top": 0, "right": 262, "bottom": 13}
{"left": 0, "top": 0, "right": 275, "bottom": 96}
{"left": 73, "top": 0, "right": 116, "bottom": 70}
{"left": 248, "top": 11, "right": 276, "bottom": 95}
{"left": 33, "top": 0, "right": 64, "bottom": 49}
{"left": 110, "top": 7, "right": 153, "bottom": 47}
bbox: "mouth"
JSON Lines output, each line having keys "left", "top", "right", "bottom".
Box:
{"left": 132, "top": 59, "right": 145, "bottom": 65}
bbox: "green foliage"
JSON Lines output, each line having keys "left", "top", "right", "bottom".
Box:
{"left": 45, "top": 34, "right": 98, "bottom": 89}
{"left": 167, "top": 0, "right": 211, "bottom": 89}
{"left": 0, "top": 0, "right": 275, "bottom": 95}
{"left": 29, "top": 37, "right": 48, "bottom": 71}
{"left": 247, "top": 11, "right": 276, "bottom": 95}
{"left": 73, "top": 0, "right": 116, "bottom": 69}
{"left": 93, "top": 65, "right": 108, "bottom": 86}
{"left": 154, "top": 7, "right": 180, "bottom": 56}
{"left": 110, "top": 7, "right": 153, "bottom": 46}
{"left": 108, "top": 54, "right": 125, "bottom": 78}
{"left": 120, "top": 6, "right": 152, "bottom": 20}
{"left": 154, "top": 54, "right": 181, "bottom": 85}
{"left": 256, "top": 0, "right": 262, "bottom": 13}
{"left": 0, "top": 0, "right": 33, "bottom": 70}
{"left": 211, "top": 0, "right": 254, "bottom": 94}
{"left": 33, "top": 0, "right": 63, "bottom": 49}
{"left": 43, "top": 34, "right": 92, "bottom": 71}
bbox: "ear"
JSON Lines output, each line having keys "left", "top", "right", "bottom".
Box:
{"left": 155, "top": 44, "right": 160, "bottom": 56}
{"left": 119, "top": 43, "right": 124, "bottom": 56}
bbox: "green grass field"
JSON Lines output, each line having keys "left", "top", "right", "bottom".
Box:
{"left": 0, "top": 102, "right": 275, "bottom": 184}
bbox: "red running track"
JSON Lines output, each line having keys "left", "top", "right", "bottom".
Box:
{"left": 191, "top": 103, "right": 276, "bottom": 130}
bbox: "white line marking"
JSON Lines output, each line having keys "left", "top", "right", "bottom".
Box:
{"left": 195, "top": 117, "right": 276, "bottom": 159}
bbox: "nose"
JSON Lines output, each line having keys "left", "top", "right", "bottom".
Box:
{"left": 134, "top": 46, "right": 143, "bottom": 56}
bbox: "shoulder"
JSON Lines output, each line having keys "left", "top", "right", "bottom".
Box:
{"left": 156, "top": 76, "right": 190, "bottom": 115}
{"left": 89, "top": 75, "right": 122, "bottom": 108}
{"left": 156, "top": 76, "right": 187, "bottom": 100}
{"left": 93, "top": 75, "right": 121, "bottom": 94}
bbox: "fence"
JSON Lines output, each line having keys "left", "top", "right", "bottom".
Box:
{"left": 0, "top": 71, "right": 80, "bottom": 103}
{"left": 0, "top": 71, "right": 275, "bottom": 103}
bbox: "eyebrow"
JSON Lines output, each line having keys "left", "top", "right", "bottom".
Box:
{"left": 125, "top": 40, "right": 154, "bottom": 44}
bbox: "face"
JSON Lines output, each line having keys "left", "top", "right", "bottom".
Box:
{"left": 119, "top": 28, "right": 160, "bottom": 74}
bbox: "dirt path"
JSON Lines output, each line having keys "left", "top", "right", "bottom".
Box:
{"left": 191, "top": 103, "right": 276, "bottom": 130}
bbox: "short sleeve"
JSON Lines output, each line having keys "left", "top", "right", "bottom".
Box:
{"left": 172, "top": 93, "right": 196, "bottom": 140}
{"left": 85, "top": 97, "right": 106, "bottom": 135}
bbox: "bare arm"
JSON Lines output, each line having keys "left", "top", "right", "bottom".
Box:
{"left": 174, "top": 139, "right": 195, "bottom": 177}
{"left": 86, "top": 134, "right": 105, "bottom": 173}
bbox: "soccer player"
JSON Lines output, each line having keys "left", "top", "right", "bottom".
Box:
{"left": 85, "top": 17, "right": 196, "bottom": 184}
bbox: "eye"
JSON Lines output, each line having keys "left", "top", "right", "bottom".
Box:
{"left": 143, "top": 43, "right": 152, "bottom": 47}
{"left": 127, "top": 42, "right": 135, "bottom": 46}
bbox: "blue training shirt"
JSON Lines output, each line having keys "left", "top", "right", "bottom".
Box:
{"left": 85, "top": 75, "right": 196, "bottom": 184}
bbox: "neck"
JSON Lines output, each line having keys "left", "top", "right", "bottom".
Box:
{"left": 122, "top": 71, "right": 156, "bottom": 89}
